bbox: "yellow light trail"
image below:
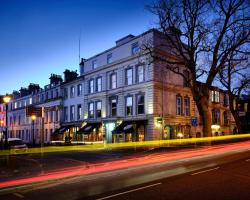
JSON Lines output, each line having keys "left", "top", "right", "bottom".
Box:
{"left": 1, "top": 133, "right": 250, "bottom": 156}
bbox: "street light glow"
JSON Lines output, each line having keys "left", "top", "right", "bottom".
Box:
{"left": 31, "top": 115, "right": 37, "bottom": 120}
{"left": 3, "top": 95, "right": 11, "bottom": 103}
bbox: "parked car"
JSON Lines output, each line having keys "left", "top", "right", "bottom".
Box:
{"left": 7, "top": 138, "right": 28, "bottom": 153}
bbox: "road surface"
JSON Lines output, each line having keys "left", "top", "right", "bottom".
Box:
{"left": 1, "top": 141, "right": 250, "bottom": 200}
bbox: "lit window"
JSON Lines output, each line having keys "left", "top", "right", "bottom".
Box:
{"left": 131, "top": 42, "right": 140, "bottom": 55}
{"left": 110, "top": 73, "right": 117, "bottom": 89}
{"left": 96, "top": 77, "right": 102, "bottom": 92}
{"left": 137, "top": 65, "right": 144, "bottom": 83}
{"left": 89, "top": 79, "right": 94, "bottom": 94}
{"left": 77, "top": 104, "right": 82, "bottom": 120}
{"left": 211, "top": 91, "right": 220, "bottom": 103}
{"left": 77, "top": 84, "right": 82, "bottom": 96}
{"left": 96, "top": 101, "right": 102, "bottom": 118}
{"left": 92, "top": 60, "right": 97, "bottom": 69}
{"left": 88, "top": 103, "right": 94, "bottom": 118}
{"left": 126, "top": 96, "right": 133, "bottom": 116}
{"left": 70, "top": 86, "right": 75, "bottom": 97}
{"left": 110, "top": 98, "right": 117, "bottom": 117}
{"left": 176, "top": 96, "right": 182, "bottom": 115}
{"left": 125, "top": 68, "right": 133, "bottom": 85}
{"left": 107, "top": 53, "right": 112, "bottom": 64}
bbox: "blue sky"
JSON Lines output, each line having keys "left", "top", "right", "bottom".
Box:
{"left": 0, "top": 0, "right": 156, "bottom": 94}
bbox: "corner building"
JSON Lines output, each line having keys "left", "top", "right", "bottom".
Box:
{"left": 79, "top": 29, "right": 235, "bottom": 143}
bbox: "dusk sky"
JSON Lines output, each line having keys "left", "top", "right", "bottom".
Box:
{"left": 0, "top": 0, "right": 156, "bottom": 94}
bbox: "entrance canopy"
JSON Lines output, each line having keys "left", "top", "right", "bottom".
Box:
{"left": 112, "top": 121, "right": 136, "bottom": 134}
{"left": 53, "top": 125, "right": 73, "bottom": 135}
{"left": 77, "top": 122, "right": 101, "bottom": 134}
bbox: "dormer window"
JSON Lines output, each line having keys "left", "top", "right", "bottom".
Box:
{"left": 92, "top": 60, "right": 97, "bottom": 69}
{"left": 131, "top": 42, "right": 140, "bottom": 55}
{"left": 107, "top": 53, "right": 112, "bottom": 64}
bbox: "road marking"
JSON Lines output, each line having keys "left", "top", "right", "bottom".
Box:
{"left": 13, "top": 193, "right": 24, "bottom": 198}
{"left": 96, "top": 182, "right": 162, "bottom": 200}
{"left": 191, "top": 167, "right": 220, "bottom": 176}
{"left": 245, "top": 159, "right": 250, "bottom": 162}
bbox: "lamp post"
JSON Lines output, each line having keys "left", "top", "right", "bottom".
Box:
{"left": 31, "top": 115, "right": 36, "bottom": 146}
{"left": 3, "top": 95, "right": 11, "bottom": 149}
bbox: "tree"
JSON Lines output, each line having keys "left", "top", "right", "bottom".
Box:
{"left": 218, "top": 52, "right": 250, "bottom": 134}
{"left": 146, "top": 0, "right": 250, "bottom": 136}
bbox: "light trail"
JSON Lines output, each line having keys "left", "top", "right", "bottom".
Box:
{"left": 0, "top": 133, "right": 250, "bottom": 156}
{"left": 1, "top": 140, "right": 250, "bottom": 189}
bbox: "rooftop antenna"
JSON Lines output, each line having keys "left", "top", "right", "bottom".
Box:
{"left": 78, "top": 29, "right": 82, "bottom": 64}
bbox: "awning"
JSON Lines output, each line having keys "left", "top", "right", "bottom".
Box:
{"left": 77, "top": 123, "right": 101, "bottom": 134}
{"left": 112, "top": 121, "right": 136, "bottom": 134}
{"left": 53, "top": 125, "right": 73, "bottom": 135}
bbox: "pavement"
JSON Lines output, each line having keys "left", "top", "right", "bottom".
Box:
{"left": 1, "top": 141, "right": 250, "bottom": 199}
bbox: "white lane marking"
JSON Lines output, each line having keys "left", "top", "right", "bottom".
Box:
{"left": 96, "top": 182, "right": 162, "bottom": 200}
{"left": 13, "top": 193, "right": 24, "bottom": 198}
{"left": 245, "top": 159, "right": 250, "bottom": 162}
{"left": 191, "top": 167, "right": 220, "bottom": 176}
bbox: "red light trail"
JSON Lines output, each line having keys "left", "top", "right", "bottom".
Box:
{"left": 1, "top": 140, "right": 250, "bottom": 189}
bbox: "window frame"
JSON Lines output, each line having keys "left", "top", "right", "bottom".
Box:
{"left": 96, "top": 101, "right": 102, "bottom": 118}
{"left": 125, "top": 96, "right": 133, "bottom": 116}
{"left": 110, "top": 73, "right": 117, "bottom": 89}
{"left": 96, "top": 77, "right": 102, "bottom": 92}
{"left": 89, "top": 79, "right": 94, "bottom": 94}
{"left": 176, "top": 95, "right": 182, "bottom": 115}
{"left": 88, "top": 102, "right": 94, "bottom": 119}
{"left": 125, "top": 67, "right": 133, "bottom": 85}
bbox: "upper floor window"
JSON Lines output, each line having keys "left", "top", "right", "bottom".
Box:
{"left": 70, "top": 105, "right": 75, "bottom": 121}
{"left": 88, "top": 102, "right": 94, "bottom": 118}
{"left": 63, "top": 107, "right": 68, "bottom": 121}
{"left": 70, "top": 86, "right": 75, "bottom": 97}
{"left": 107, "top": 53, "right": 112, "bottom": 64}
{"left": 64, "top": 88, "right": 68, "bottom": 99}
{"left": 46, "top": 92, "right": 49, "bottom": 100}
{"left": 184, "top": 97, "right": 190, "bottom": 116}
{"left": 125, "top": 68, "right": 133, "bottom": 85}
{"left": 29, "top": 98, "right": 32, "bottom": 105}
{"left": 89, "top": 79, "right": 94, "bottom": 94}
{"left": 77, "top": 84, "right": 82, "bottom": 96}
{"left": 137, "top": 94, "right": 145, "bottom": 114}
{"left": 212, "top": 109, "right": 220, "bottom": 124}
{"left": 126, "top": 96, "right": 133, "bottom": 116}
{"left": 110, "top": 98, "right": 117, "bottom": 117}
{"left": 110, "top": 73, "right": 117, "bottom": 89}
{"left": 96, "top": 101, "right": 102, "bottom": 118}
{"left": 92, "top": 60, "right": 97, "bottom": 69}
{"left": 137, "top": 65, "right": 144, "bottom": 83}
{"left": 131, "top": 42, "right": 140, "bottom": 55}
{"left": 211, "top": 91, "right": 220, "bottom": 103}
{"left": 96, "top": 77, "right": 102, "bottom": 92}
{"left": 77, "top": 104, "right": 82, "bottom": 120}
{"left": 176, "top": 95, "right": 182, "bottom": 115}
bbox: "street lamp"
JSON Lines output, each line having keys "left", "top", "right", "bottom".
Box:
{"left": 3, "top": 95, "right": 11, "bottom": 149}
{"left": 31, "top": 115, "right": 36, "bottom": 146}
